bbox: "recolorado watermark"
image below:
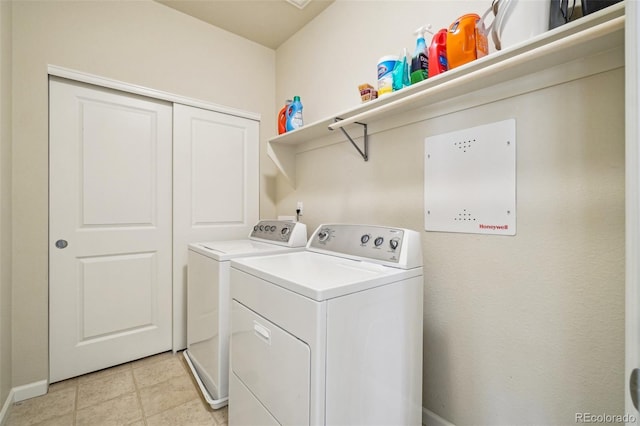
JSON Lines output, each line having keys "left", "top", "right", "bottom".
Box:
{"left": 575, "top": 412, "right": 637, "bottom": 423}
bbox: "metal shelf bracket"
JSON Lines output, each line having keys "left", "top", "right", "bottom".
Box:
{"left": 331, "top": 117, "right": 368, "bottom": 161}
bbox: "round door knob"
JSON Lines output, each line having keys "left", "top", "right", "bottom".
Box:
{"left": 55, "top": 239, "right": 68, "bottom": 249}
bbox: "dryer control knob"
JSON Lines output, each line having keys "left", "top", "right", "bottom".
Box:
{"left": 360, "top": 234, "right": 370, "bottom": 244}
{"left": 389, "top": 238, "right": 399, "bottom": 250}
{"left": 374, "top": 237, "right": 384, "bottom": 247}
{"left": 318, "top": 231, "right": 329, "bottom": 242}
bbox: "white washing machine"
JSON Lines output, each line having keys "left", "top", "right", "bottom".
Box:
{"left": 229, "top": 223, "right": 424, "bottom": 425}
{"left": 184, "top": 220, "right": 307, "bottom": 409}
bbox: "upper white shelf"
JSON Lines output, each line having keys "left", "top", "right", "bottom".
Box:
{"left": 268, "top": 2, "right": 625, "bottom": 186}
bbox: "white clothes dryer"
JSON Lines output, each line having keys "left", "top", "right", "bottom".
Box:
{"left": 184, "top": 220, "right": 307, "bottom": 409}
{"left": 229, "top": 223, "right": 424, "bottom": 425}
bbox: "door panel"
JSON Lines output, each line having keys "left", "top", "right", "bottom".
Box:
{"left": 80, "top": 252, "right": 157, "bottom": 339}
{"left": 173, "top": 104, "right": 259, "bottom": 350}
{"left": 81, "top": 100, "right": 158, "bottom": 226}
{"left": 49, "top": 77, "right": 173, "bottom": 382}
{"left": 191, "top": 118, "right": 246, "bottom": 224}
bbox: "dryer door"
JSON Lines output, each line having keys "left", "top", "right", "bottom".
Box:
{"left": 231, "top": 300, "right": 311, "bottom": 425}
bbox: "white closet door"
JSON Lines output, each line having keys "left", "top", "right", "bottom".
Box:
{"left": 173, "top": 104, "right": 259, "bottom": 349}
{"left": 49, "top": 78, "right": 173, "bottom": 382}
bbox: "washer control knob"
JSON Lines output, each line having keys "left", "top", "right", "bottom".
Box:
{"left": 317, "top": 231, "right": 329, "bottom": 242}
{"left": 360, "top": 234, "right": 370, "bottom": 244}
{"left": 374, "top": 237, "right": 384, "bottom": 247}
{"left": 270, "top": 226, "right": 276, "bottom": 232}
{"left": 389, "top": 238, "right": 400, "bottom": 250}
{"left": 259, "top": 225, "right": 264, "bottom": 231}
{"left": 281, "top": 227, "right": 290, "bottom": 236}
{"left": 253, "top": 225, "right": 259, "bottom": 231}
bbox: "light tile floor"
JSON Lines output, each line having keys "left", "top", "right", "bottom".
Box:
{"left": 6, "top": 351, "right": 228, "bottom": 426}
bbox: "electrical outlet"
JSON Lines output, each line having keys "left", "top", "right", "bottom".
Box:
{"left": 297, "top": 201, "right": 303, "bottom": 216}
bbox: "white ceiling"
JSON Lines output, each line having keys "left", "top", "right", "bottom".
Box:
{"left": 156, "top": 0, "right": 335, "bottom": 49}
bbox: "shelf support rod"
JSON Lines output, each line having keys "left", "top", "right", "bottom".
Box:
{"left": 331, "top": 117, "right": 368, "bottom": 161}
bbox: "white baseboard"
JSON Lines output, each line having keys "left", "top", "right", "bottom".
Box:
{"left": 423, "top": 407, "right": 456, "bottom": 426}
{"left": 0, "top": 380, "right": 49, "bottom": 425}
{"left": 0, "top": 388, "right": 14, "bottom": 426}
{"left": 12, "top": 380, "right": 47, "bottom": 403}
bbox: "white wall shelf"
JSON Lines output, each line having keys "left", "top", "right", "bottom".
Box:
{"left": 268, "top": 3, "right": 625, "bottom": 187}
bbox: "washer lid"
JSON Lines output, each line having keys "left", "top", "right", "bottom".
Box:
{"left": 188, "top": 240, "right": 302, "bottom": 261}
{"left": 231, "top": 251, "right": 423, "bottom": 301}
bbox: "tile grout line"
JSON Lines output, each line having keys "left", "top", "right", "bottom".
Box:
{"left": 75, "top": 363, "right": 141, "bottom": 425}
{"left": 133, "top": 351, "right": 206, "bottom": 424}
{"left": 5, "top": 352, "right": 222, "bottom": 426}
{"left": 130, "top": 360, "right": 149, "bottom": 425}
{"left": 177, "top": 352, "right": 218, "bottom": 425}
{"left": 73, "top": 378, "right": 79, "bottom": 426}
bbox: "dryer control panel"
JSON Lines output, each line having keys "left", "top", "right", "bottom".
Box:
{"left": 308, "top": 224, "right": 423, "bottom": 269}
{"left": 249, "top": 220, "right": 307, "bottom": 247}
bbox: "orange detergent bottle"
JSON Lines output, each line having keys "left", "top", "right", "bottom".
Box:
{"left": 446, "top": 13, "right": 489, "bottom": 70}
{"left": 277, "top": 99, "right": 292, "bottom": 134}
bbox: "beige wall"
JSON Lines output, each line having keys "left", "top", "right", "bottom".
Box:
{"left": 276, "top": 1, "right": 624, "bottom": 424}
{"left": 1, "top": 0, "right": 13, "bottom": 408}
{"left": 11, "top": 0, "right": 277, "bottom": 387}
{"left": 275, "top": 0, "right": 481, "bottom": 124}
{"left": 6, "top": 0, "right": 627, "bottom": 422}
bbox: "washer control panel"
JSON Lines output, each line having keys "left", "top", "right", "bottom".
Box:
{"left": 309, "top": 224, "right": 411, "bottom": 265}
{"left": 249, "top": 220, "right": 307, "bottom": 247}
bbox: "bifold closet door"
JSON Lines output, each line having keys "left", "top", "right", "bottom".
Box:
{"left": 172, "top": 104, "right": 259, "bottom": 350}
{"left": 49, "top": 78, "right": 173, "bottom": 382}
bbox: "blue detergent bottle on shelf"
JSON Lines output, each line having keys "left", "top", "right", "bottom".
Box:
{"left": 286, "top": 96, "right": 304, "bottom": 131}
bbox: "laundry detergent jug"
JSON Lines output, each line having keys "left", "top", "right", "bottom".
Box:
{"left": 428, "top": 29, "right": 448, "bottom": 77}
{"left": 278, "top": 99, "right": 292, "bottom": 134}
{"left": 285, "top": 96, "right": 303, "bottom": 132}
{"left": 446, "top": 13, "right": 489, "bottom": 70}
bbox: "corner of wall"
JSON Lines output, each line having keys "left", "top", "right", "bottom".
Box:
{"left": 0, "top": 388, "right": 14, "bottom": 426}
{"left": 423, "top": 407, "right": 456, "bottom": 426}
{"left": 0, "top": 0, "right": 13, "bottom": 415}
{"left": 0, "top": 380, "right": 49, "bottom": 425}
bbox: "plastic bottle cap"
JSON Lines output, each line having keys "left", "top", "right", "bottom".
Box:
{"left": 378, "top": 55, "right": 400, "bottom": 63}
{"left": 294, "top": 96, "right": 300, "bottom": 101}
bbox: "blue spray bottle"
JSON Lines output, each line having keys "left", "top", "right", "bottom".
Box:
{"left": 392, "top": 48, "right": 411, "bottom": 91}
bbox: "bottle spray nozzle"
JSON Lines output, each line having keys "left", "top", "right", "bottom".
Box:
{"left": 414, "top": 24, "right": 434, "bottom": 38}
